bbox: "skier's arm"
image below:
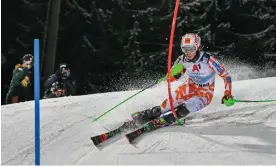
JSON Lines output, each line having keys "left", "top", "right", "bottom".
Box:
{"left": 169, "top": 56, "right": 186, "bottom": 82}
{"left": 158, "top": 56, "right": 186, "bottom": 83}
{"left": 208, "top": 56, "right": 232, "bottom": 96}
{"left": 169, "top": 67, "right": 185, "bottom": 82}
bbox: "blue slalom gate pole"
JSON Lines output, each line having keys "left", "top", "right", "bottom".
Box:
{"left": 34, "top": 39, "right": 40, "bottom": 165}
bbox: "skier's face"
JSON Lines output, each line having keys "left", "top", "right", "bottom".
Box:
{"left": 182, "top": 45, "right": 197, "bottom": 60}
{"left": 185, "top": 51, "right": 197, "bottom": 60}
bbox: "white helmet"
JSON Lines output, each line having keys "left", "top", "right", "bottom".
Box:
{"left": 180, "top": 33, "right": 201, "bottom": 54}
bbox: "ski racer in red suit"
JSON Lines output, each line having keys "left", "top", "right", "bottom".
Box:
{"left": 131, "top": 33, "right": 234, "bottom": 124}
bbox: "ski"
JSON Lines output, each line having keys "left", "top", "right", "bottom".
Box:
{"left": 90, "top": 120, "right": 138, "bottom": 146}
{"left": 92, "top": 104, "right": 189, "bottom": 145}
{"left": 126, "top": 114, "right": 185, "bottom": 143}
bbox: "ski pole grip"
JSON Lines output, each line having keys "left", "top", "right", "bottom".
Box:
{"left": 157, "top": 64, "right": 184, "bottom": 84}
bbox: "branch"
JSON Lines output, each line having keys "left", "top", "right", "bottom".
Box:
{"left": 228, "top": 25, "right": 275, "bottom": 40}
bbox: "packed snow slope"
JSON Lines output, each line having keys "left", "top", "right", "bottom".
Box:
{"left": 2, "top": 77, "right": 276, "bottom": 165}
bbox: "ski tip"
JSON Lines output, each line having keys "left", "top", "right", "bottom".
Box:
{"left": 126, "top": 135, "right": 135, "bottom": 144}
{"left": 90, "top": 137, "right": 98, "bottom": 146}
{"left": 126, "top": 136, "right": 131, "bottom": 144}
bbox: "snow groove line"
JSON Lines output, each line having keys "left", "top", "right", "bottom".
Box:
{"left": 190, "top": 125, "right": 276, "bottom": 159}
{"left": 191, "top": 130, "right": 241, "bottom": 152}
{"left": 5, "top": 116, "right": 91, "bottom": 164}
{"left": 41, "top": 116, "right": 90, "bottom": 148}
{"left": 115, "top": 145, "right": 129, "bottom": 164}
{"left": 186, "top": 103, "right": 276, "bottom": 125}
{"left": 120, "top": 149, "right": 274, "bottom": 156}
{"left": 196, "top": 133, "right": 276, "bottom": 160}
{"left": 229, "top": 107, "right": 276, "bottom": 126}
{"left": 3, "top": 139, "right": 37, "bottom": 164}
{"left": 137, "top": 132, "right": 170, "bottom": 154}
{"left": 74, "top": 143, "right": 97, "bottom": 165}
{"left": 262, "top": 107, "right": 276, "bottom": 122}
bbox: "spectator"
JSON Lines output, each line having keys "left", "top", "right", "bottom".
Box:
{"left": 5, "top": 54, "right": 33, "bottom": 104}
{"left": 43, "top": 62, "right": 76, "bottom": 98}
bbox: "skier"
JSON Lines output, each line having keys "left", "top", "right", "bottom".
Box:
{"left": 5, "top": 54, "right": 33, "bottom": 104}
{"left": 43, "top": 63, "right": 76, "bottom": 98}
{"left": 131, "top": 33, "right": 234, "bottom": 125}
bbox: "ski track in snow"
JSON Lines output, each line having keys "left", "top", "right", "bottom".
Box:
{"left": 1, "top": 77, "right": 276, "bottom": 165}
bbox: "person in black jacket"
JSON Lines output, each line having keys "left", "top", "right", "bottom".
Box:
{"left": 5, "top": 54, "right": 33, "bottom": 104}
{"left": 43, "top": 63, "right": 76, "bottom": 98}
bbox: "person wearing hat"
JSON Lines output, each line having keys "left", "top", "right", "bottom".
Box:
{"left": 43, "top": 62, "right": 76, "bottom": 98}
{"left": 5, "top": 54, "right": 34, "bottom": 104}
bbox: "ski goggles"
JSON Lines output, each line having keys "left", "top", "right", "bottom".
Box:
{"left": 181, "top": 46, "right": 196, "bottom": 54}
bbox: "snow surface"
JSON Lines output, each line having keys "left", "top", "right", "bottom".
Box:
{"left": 1, "top": 77, "right": 276, "bottom": 165}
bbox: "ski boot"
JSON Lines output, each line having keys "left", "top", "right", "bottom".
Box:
{"left": 160, "top": 104, "right": 190, "bottom": 125}
{"left": 176, "top": 104, "right": 190, "bottom": 118}
{"left": 120, "top": 119, "right": 138, "bottom": 132}
{"left": 131, "top": 106, "right": 162, "bottom": 125}
{"left": 131, "top": 104, "right": 190, "bottom": 125}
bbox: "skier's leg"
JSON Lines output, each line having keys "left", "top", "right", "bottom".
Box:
{"left": 131, "top": 81, "right": 214, "bottom": 124}
{"left": 131, "top": 106, "right": 162, "bottom": 124}
{"left": 131, "top": 81, "right": 193, "bottom": 124}
{"left": 160, "top": 80, "right": 195, "bottom": 112}
{"left": 180, "top": 97, "right": 207, "bottom": 112}
{"left": 160, "top": 82, "right": 214, "bottom": 114}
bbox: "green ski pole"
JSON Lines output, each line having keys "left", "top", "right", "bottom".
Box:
{"left": 224, "top": 98, "right": 276, "bottom": 107}
{"left": 92, "top": 81, "right": 157, "bottom": 123}
{"left": 234, "top": 99, "right": 276, "bottom": 103}
{"left": 92, "top": 64, "right": 185, "bottom": 123}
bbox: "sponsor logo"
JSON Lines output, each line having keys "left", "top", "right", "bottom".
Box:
{"left": 196, "top": 82, "right": 210, "bottom": 87}
{"left": 185, "top": 37, "right": 191, "bottom": 44}
{"left": 191, "top": 78, "right": 210, "bottom": 87}
{"left": 192, "top": 64, "right": 200, "bottom": 72}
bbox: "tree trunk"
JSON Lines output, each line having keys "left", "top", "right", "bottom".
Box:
{"left": 43, "top": 0, "right": 62, "bottom": 78}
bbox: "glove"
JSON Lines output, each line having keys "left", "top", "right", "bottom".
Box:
{"left": 21, "top": 76, "right": 30, "bottom": 87}
{"left": 221, "top": 92, "right": 234, "bottom": 106}
{"left": 174, "top": 73, "right": 182, "bottom": 80}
